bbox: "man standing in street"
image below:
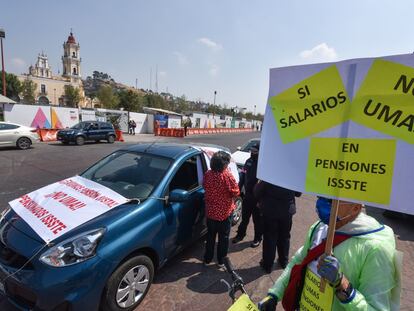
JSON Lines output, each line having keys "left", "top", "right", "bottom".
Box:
{"left": 258, "top": 198, "right": 400, "bottom": 311}
{"left": 254, "top": 181, "right": 301, "bottom": 273}
{"left": 232, "top": 142, "right": 263, "bottom": 247}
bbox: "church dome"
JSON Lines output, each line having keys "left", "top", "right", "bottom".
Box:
{"left": 66, "top": 32, "right": 76, "bottom": 44}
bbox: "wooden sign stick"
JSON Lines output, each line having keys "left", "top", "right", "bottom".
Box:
{"left": 320, "top": 199, "right": 340, "bottom": 292}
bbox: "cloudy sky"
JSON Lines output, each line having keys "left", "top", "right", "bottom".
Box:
{"left": 1, "top": 0, "right": 413, "bottom": 114}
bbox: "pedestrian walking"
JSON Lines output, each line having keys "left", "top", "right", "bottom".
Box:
{"left": 131, "top": 120, "right": 136, "bottom": 135}
{"left": 203, "top": 151, "right": 240, "bottom": 267}
{"left": 254, "top": 181, "right": 301, "bottom": 273}
{"left": 128, "top": 120, "right": 133, "bottom": 135}
{"left": 258, "top": 197, "right": 400, "bottom": 311}
{"left": 232, "top": 142, "right": 263, "bottom": 247}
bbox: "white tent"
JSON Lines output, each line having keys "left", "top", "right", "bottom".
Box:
{"left": 0, "top": 94, "right": 17, "bottom": 104}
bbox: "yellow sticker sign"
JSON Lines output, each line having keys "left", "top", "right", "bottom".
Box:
{"left": 269, "top": 65, "right": 351, "bottom": 144}
{"left": 351, "top": 59, "right": 414, "bottom": 145}
{"left": 227, "top": 294, "right": 259, "bottom": 311}
{"left": 299, "top": 268, "right": 334, "bottom": 311}
{"left": 306, "top": 138, "right": 396, "bottom": 204}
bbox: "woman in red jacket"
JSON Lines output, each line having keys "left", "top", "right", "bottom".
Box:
{"left": 203, "top": 151, "right": 240, "bottom": 267}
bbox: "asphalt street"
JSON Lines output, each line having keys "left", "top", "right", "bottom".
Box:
{"left": 0, "top": 132, "right": 413, "bottom": 311}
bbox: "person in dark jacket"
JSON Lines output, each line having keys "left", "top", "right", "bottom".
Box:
{"left": 254, "top": 180, "right": 301, "bottom": 273}
{"left": 232, "top": 142, "right": 263, "bottom": 247}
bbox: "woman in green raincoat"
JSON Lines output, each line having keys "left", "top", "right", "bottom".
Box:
{"left": 258, "top": 198, "right": 400, "bottom": 311}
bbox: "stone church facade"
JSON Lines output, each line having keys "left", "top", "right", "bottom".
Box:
{"left": 19, "top": 32, "right": 87, "bottom": 107}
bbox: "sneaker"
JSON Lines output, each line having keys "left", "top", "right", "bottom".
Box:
{"left": 259, "top": 260, "right": 272, "bottom": 274}
{"left": 232, "top": 236, "right": 243, "bottom": 244}
{"left": 203, "top": 260, "right": 213, "bottom": 267}
{"left": 278, "top": 260, "right": 287, "bottom": 269}
{"left": 250, "top": 240, "right": 261, "bottom": 248}
{"left": 217, "top": 262, "right": 226, "bottom": 270}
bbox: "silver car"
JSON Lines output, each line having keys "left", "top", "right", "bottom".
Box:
{"left": 0, "top": 121, "right": 40, "bottom": 150}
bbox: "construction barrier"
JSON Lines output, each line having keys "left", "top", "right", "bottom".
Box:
{"left": 37, "top": 129, "right": 59, "bottom": 142}
{"left": 115, "top": 130, "right": 125, "bottom": 142}
{"left": 155, "top": 128, "right": 254, "bottom": 137}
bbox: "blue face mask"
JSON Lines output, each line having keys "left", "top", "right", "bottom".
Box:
{"left": 315, "top": 198, "right": 337, "bottom": 224}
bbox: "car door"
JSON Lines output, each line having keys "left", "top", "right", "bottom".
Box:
{"left": 86, "top": 122, "right": 100, "bottom": 141}
{"left": 162, "top": 153, "right": 206, "bottom": 258}
{"left": 0, "top": 123, "right": 20, "bottom": 146}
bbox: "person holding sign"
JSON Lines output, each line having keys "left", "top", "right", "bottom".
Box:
{"left": 232, "top": 142, "right": 263, "bottom": 248}
{"left": 258, "top": 197, "right": 399, "bottom": 311}
{"left": 203, "top": 151, "right": 240, "bottom": 268}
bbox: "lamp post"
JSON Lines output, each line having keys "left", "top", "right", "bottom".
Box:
{"left": 213, "top": 90, "right": 217, "bottom": 106}
{"left": 0, "top": 28, "right": 5, "bottom": 96}
{"left": 254, "top": 104, "right": 256, "bottom": 116}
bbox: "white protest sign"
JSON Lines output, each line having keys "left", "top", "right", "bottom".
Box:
{"left": 258, "top": 53, "right": 414, "bottom": 215}
{"left": 195, "top": 146, "right": 240, "bottom": 183}
{"left": 8, "top": 176, "right": 129, "bottom": 243}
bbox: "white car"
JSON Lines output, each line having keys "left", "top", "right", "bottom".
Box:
{"left": 0, "top": 121, "right": 40, "bottom": 150}
{"left": 231, "top": 138, "right": 261, "bottom": 170}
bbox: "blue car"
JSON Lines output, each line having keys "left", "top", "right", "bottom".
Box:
{"left": 56, "top": 121, "right": 116, "bottom": 145}
{"left": 0, "top": 143, "right": 242, "bottom": 311}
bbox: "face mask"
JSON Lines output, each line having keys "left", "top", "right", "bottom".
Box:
{"left": 316, "top": 198, "right": 353, "bottom": 225}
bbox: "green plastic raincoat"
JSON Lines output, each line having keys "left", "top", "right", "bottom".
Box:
{"left": 268, "top": 212, "right": 401, "bottom": 310}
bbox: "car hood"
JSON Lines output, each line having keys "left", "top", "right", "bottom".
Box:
{"left": 58, "top": 129, "right": 78, "bottom": 134}
{"left": 2, "top": 202, "right": 141, "bottom": 248}
{"left": 231, "top": 150, "right": 250, "bottom": 166}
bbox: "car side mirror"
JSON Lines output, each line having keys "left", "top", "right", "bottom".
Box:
{"left": 169, "top": 189, "right": 189, "bottom": 202}
{"left": 237, "top": 146, "right": 241, "bottom": 151}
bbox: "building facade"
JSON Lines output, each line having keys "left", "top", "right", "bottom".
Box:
{"left": 19, "top": 32, "right": 86, "bottom": 107}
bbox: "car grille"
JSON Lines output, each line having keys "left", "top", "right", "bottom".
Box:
{"left": 0, "top": 241, "right": 34, "bottom": 270}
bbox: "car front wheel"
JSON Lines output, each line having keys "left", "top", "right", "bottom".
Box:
{"left": 75, "top": 136, "right": 85, "bottom": 146}
{"left": 101, "top": 255, "right": 154, "bottom": 311}
{"left": 16, "top": 137, "right": 32, "bottom": 150}
{"left": 107, "top": 135, "right": 115, "bottom": 144}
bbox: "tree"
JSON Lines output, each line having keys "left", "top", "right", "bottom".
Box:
{"left": 0, "top": 72, "right": 22, "bottom": 101}
{"left": 20, "top": 78, "right": 37, "bottom": 104}
{"left": 117, "top": 89, "right": 144, "bottom": 112}
{"left": 64, "top": 85, "right": 81, "bottom": 107}
{"left": 97, "top": 85, "right": 119, "bottom": 109}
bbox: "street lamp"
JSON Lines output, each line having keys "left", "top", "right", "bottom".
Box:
{"left": 213, "top": 90, "right": 217, "bottom": 106}
{"left": 254, "top": 105, "right": 256, "bottom": 116}
{"left": 0, "top": 28, "right": 5, "bottom": 96}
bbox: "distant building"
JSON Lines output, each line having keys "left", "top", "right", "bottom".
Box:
{"left": 18, "top": 32, "right": 86, "bottom": 107}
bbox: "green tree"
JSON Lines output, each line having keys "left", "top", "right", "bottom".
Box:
{"left": 97, "top": 85, "right": 119, "bottom": 109}
{"left": 64, "top": 85, "right": 81, "bottom": 107}
{"left": 0, "top": 72, "right": 22, "bottom": 101}
{"left": 21, "top": 78, "right": 37, "bottom": 104}
{"left": 117, "top": 89, "right": 144, "bottom": 112}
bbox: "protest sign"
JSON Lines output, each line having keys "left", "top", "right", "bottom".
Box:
{"left": 8, "top": 176, "right": 129, "bottom": 243}
{"left": 258, "top": 53, "right": 414, "bottom": 215}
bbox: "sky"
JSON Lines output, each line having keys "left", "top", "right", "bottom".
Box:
{"left": 1, "top": 0, "right": 414, "bottom": 114}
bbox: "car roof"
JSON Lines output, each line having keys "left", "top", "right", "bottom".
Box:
{"left": 120, "top": 142, "right": 230, "bottom": 160}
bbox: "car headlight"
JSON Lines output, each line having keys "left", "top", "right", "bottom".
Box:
{"left": 0, "top": 207, "right": 11, "bottom": 223}
{"left": 40, "top": 228, "right": 105, "bottom": 267}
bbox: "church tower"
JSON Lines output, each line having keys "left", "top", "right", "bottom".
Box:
{"left": 62, "top": 31, "right": 81, "bottom": 82}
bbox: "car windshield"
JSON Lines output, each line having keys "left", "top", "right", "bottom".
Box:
{"left": 70, "top": 122, "right": 88, "bottom": 130}
{"left": 81, "top": 151, "right": 172, "bottom": 199}
{"left": 240, "top": 139, "right": 260, "bottom": 152}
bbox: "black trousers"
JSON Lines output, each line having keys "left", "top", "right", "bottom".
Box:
{"left": 236, "top": 194, "right": 263, "bottom": 241}
{"left": 204, "top": 217, "right": 231, "bottom": 264}
{"left": 262, "top": 214, "right": 293, "bottom": 269}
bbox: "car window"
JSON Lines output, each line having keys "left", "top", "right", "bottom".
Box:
{"left": 169, "top": 155, "right": 201, "bottom": 192}
{"left": 241, "top": 140, "right": 259, "bottom": 152}
{"left": 71, "top": 122, "right": 88, "bottom": 130}
{"left": 0, "top": 123, "right": 20, "bottom": 130}
{"left": 81, "top": 151, "right": 172, "bottom": 199}
{"left": 100, "top": 123, "right": 113, "bottom": 130}
{"left": 90, "top": 123, "right": 99, "bottom": 130}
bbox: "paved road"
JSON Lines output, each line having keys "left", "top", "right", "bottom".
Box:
{"left": 1, "top": 132, "right": 413, "bottom": 311}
